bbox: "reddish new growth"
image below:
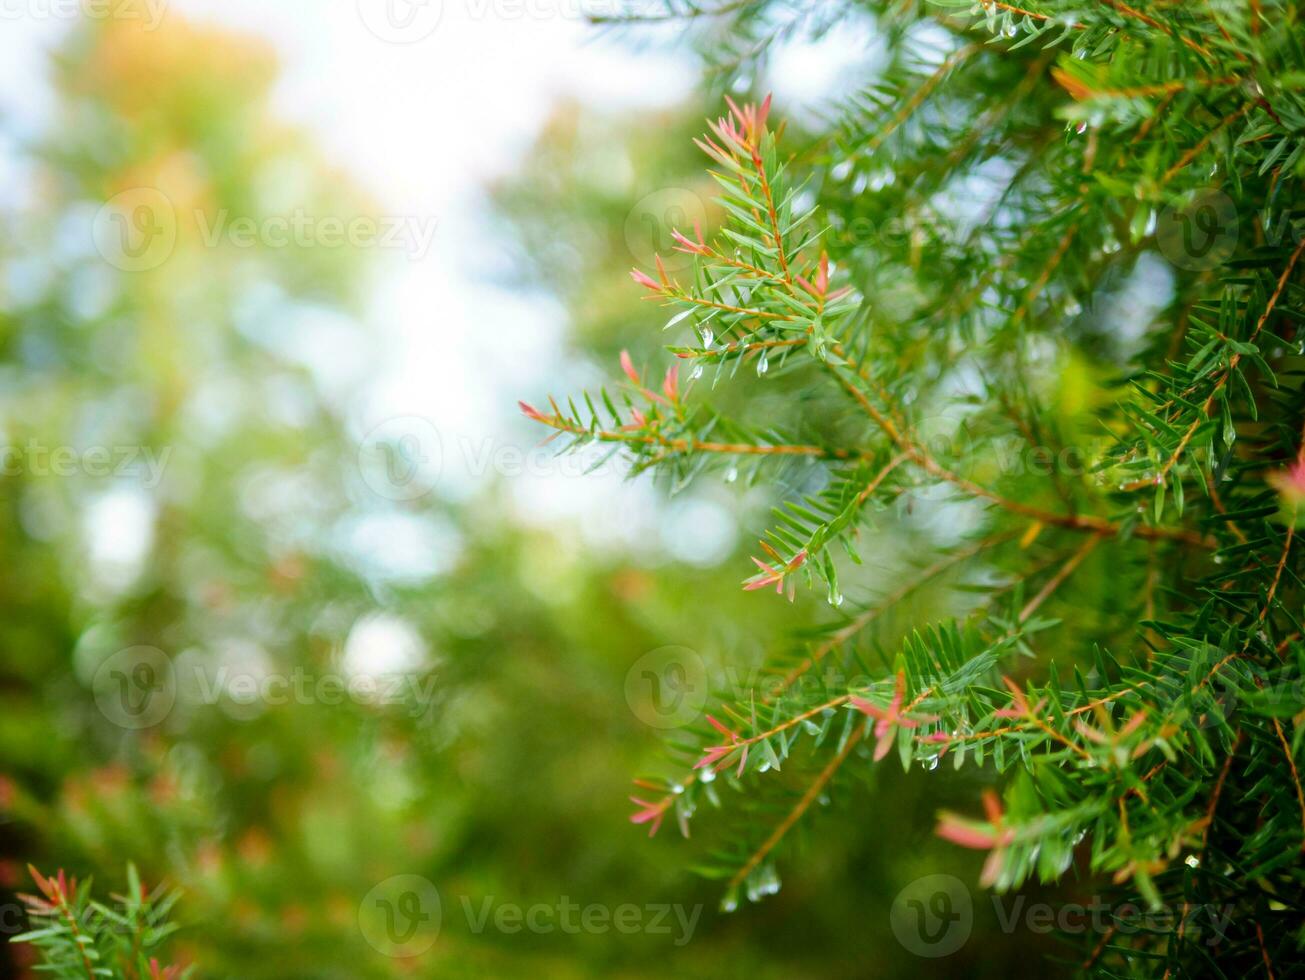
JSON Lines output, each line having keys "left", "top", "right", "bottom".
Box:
{"left": 518, "top": 351, "right": 680, "bottom": 435}
{"left": 694, "top": 93, "right": 773, "bottom": 166}
{"left": 628, "top": 795, "right": 669, "bottom": 838}
{"left": 149, "top": 958, "right": 183, "bottom": 980}
{"left": 796, "top": 253, "right": 834, "bottom": 302}
{"left": 620, "top": 348, "right": 681, "bottom": 421}
{"left": 21, "top": 864, "right": 77, "bottom": 913}
{"left": 19, "top": 866, "right": 96, "bottom": 979}
{"left": 743, "top": 546, "right": 807, "bottom": 596}
{"left": 993, "top": 676, "right": 1048, "bottom": 719}
{"left": 1269, "top": 457, "right": 1305, "bottom": 507}
{"left": 629, "top": 714, "right": 751, "bottom": 838}
{"left": 851, "top": 671, "right": 939, "bottom": 761}
{"left": 628, "top": 94, "right": 842, "bottom": 309}
{"left": 20, "top": 865, "right": 185, "bottom": 980}
{"left": 935, "top": 790, "right": 1016, "bottom": 888}
{"left": 694, "top": 713, "right": 751, "bottom": 776}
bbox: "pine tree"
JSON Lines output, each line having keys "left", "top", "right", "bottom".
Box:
{"left": 525, "top": 1, "right": 1305, "bottom": 973}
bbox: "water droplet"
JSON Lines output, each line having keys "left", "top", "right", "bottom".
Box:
{"left": 756, "top": 351, "right": 770, "bottom": 376}
{"left": 1185, "top": 854, "right": 1201, "bottom": 869}
{"left": 698, "top": 766, "right": 716, "bottom": 783}
{"left": 701, "top": 328, "right": 714, "bottom": 349}
{"left": 725, "top": 466, "right": 738, "bottom": 483}
{"left": 746, "top": 864, "right": 782, "bottom": 902}
{"left": 1004, "top": 23, "right": 1017, "bottom": 36}
{"left": 690, "top": 364, "right": 704, "bottom": 381}
{"left": 828, "top": 589, "right": 844, "bottom": 607}
{"left": 1076, "top": 121, "right": 1088, "bottom": 135}
{"left": 868, "top": 169, "right": 894, "bottom": 191}
{"left": 720, "top": 887, "right": 739, "bottom": 913}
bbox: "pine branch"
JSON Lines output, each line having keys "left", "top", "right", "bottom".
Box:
{"left": 528, "top": 3, "right": 1305, "bottom": 971}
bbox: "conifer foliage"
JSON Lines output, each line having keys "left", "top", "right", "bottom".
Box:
{"left": 526, "top": 1, "right": 1305, "bottom": 972}
{"left": 12, "top": 866, "right": 185, "bottom": 979}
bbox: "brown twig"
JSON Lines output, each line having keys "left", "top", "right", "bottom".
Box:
{"left": 725, "top": 720, "right": 868, "bottom": 891}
